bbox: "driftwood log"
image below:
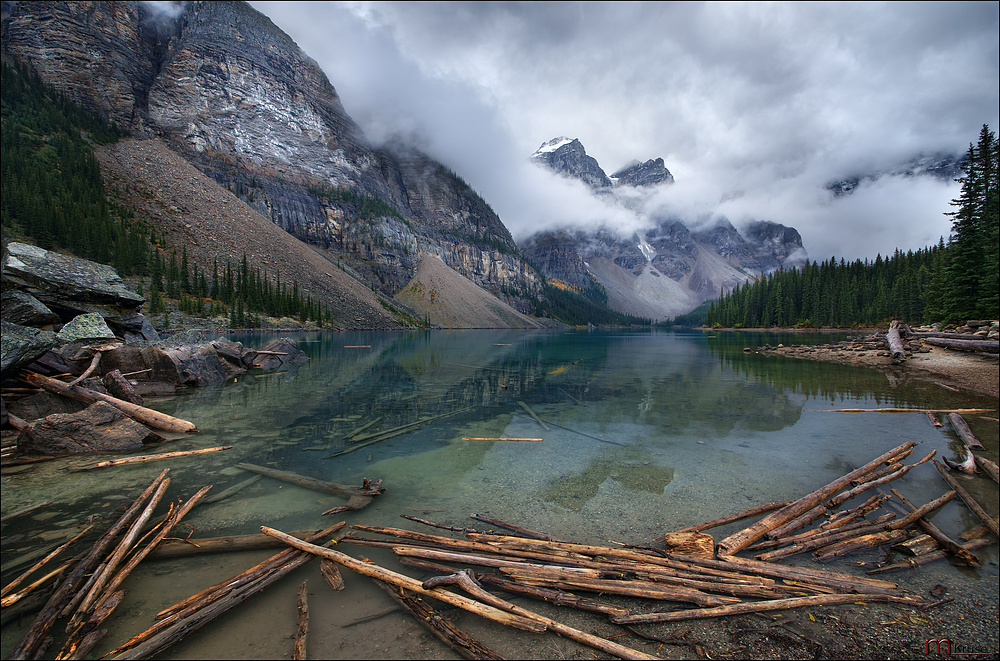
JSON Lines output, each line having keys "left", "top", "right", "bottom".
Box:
{"left": 932, "top": 460, "right": 1000, "bottom": 537}
{"left": 923, "top": 337, "right": 999, "bottom": 353}
{"left": 887, "top": 320, "right": 906, "bottom": 362}
{"left": 19, "top": 372, "right": 197, "bottom": 433}
{"left": 948, "top": 413, "right": 986, "bottom": 450}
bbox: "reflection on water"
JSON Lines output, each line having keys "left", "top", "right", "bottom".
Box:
{"left": 1, "top": 329, "right": 997, "bottom": 659}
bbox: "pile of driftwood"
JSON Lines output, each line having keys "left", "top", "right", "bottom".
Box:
{"left": 3, "top": 435, "right": 996, "bottom": 660}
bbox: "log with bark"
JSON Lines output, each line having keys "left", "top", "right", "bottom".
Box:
{"left": 976, "top": 455, "right": 1000, "bottom": 483}
{"left": 887, "top": 320, "right": 907, "bottom": 362}
{"left": 149, "top": 529, "right": 322, "bottom": 559}
{"left": 236, "top": 462, "right": 385, "bottom": 500}
{"left": 18, "top": 371, "right": 198, "bottom": 433}
{"left": 293, "top": 581, "right": 308, "bottom": 661}
{"left": 923, "top": 337, "right": 999, "bottom": 353}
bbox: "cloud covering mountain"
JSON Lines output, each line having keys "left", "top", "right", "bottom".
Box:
{"left": 253, "top": 2, "right": 998, "bottom": 260}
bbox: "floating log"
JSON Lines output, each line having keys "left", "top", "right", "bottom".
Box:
{"left": 890, "top": 488, "right": 981, "bottom": 567}
{"left": 716, "top": 441, "right": 916, "bottom": 555}
{"left": 19, "top": 371, "right": 198, "bottom": 433}
{"left": 926, "top": 412, "right": 943, "bottom": 427}
{"left": 516, "top": 401, "right": 549, "bottom": 431}
{"left": 236, "top": 463, "right": 385, "bottom": 498}
{"left": 538, "top": 419, "right": 625, "bottom": 446}
{"left": 112, "top": 528, "right": 346, "bottom": 660}
{"left": 948, "top": 413, "right": 986, "bottom": 450}
{"left": 293, "top": 581, "right": 308, "bottom": 661}
{"left": 887, "top": 320, "right": 906, "bottom": 362}
{"left": 418, "top": 569, "right": 659, "bottom": 661}
{"left": 469, "top": 514, "right": 565, "bottom": 542}
{"left": 611, "top": 592, "right": 922, "bottom": 625}
{"left": 149, "top": 529, "right": 322, "bottom": 559}
{"left": 320, "top": 559, "right": 345, "bottom": 591}
{"left": 923, "top": 337, "right": 999, "bottom": 353}
{"left": 932, "top": 459, "right": 999, "bottom": 537}
{"left": 6, "top": 470, "right": 170, "bottom": 661}
{"left": 259, "top": 528, "right": 544, "bottom": 633}
{"left": 461, "top": 437, "right": 542, "bottom": 442}
{"left": 674, "top": 501, "right": 792, "bottom": 533}
{"left": 374, "top": 581, "right": 504, "bottom": 661}
{"left": 74, "top": 446, "right": 232, "bottom": 471}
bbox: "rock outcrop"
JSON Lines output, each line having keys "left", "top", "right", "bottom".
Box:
{"left": 2, "top": 1, "right": 542, "bottom": 318}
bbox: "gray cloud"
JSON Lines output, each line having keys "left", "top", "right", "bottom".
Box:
{"left": 250, "top": 0, "right": 999, "bottom": 260}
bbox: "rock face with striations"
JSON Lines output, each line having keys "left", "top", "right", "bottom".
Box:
{"left": 2, "top": 0, "right": 542, "bottom": 316}
{"left": 611, "top": 159, "right": 674, "bottom": 187}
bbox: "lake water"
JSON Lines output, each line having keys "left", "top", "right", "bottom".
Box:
{"left": 2, "top": 329, "right": 997, "bottom": 659}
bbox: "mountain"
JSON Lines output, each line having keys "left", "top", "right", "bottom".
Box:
{"left": 826, "top": 153, "right": 962, "bottom": 196}
{"left": 522, "top": 137, "right": 806, "bottom": 321}
{"left": 1, "top": 0, "right": 542, "bottom": 326}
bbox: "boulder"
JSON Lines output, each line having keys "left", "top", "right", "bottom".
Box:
{"left": 100, "top": 346, "right": 150, "bottom": 378}
{"left": 1, "top": 321, "right": 56, "bottom": 379}
{"left": 210, "top": 338, "right": 254, "bottom": 369}
{"left": 17, "top": 400, "right": 161, "bottom": 454}
{"left": 107, "top": 312, "right": 160, "bottom": 343}
{"left": 251, "top": 337, "right": 308, "bottom": 370}
{"left": 5, "top": 390, "right": 87, "bottom": 422}
{"left": 141, "top": 343, "right": 240, "bottom": 386}
{"left": 1, "top": 242, "right": 143, "bottom": 319}
{"left": 56, "top": 313, "right": 117, "bottom": 344}
{"left": 1, "top": 290, "right": 60, "bottom": 327}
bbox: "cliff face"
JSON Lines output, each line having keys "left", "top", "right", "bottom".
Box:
{"left": 2, "top": 0, "right": 541, "bottom": 313}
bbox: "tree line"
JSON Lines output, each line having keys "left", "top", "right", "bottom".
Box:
{"left": 2, "top": 59, "right": 329, "bottom": 328}
{"left": 705, "top": 125, "right": 998, "bottom": 328}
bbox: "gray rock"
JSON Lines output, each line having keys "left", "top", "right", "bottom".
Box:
{"left": 56, "top": 313, "right": 117, "bottom": 344}
{"left": 251, "top": 337, "right": 308, "bottom": 370}
{"left": 108, "top": 312, "right": 160, "bottom": 343}
{"left": 17, "top": 401, "right": 161, "bottom": 455}
{"left": 1, "top": 290, "right": 60, "bottom": 327}
{"left": 1, "top": 321, "right": 57, "bottom": 379}
{"left": 101, "top": 346, "right": 150, "bottom": 378}
{"left": 2, "top": 242, "right": 143, "bottom": 317}
{"left": 141, "top": 344, "right": 240, "bottom": 387}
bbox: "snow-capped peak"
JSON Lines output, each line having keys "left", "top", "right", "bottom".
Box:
{"left": 532, "top": 137, "right": 575, "bottom": 157}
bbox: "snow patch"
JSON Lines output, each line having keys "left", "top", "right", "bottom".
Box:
{"left": 532, "top": 137, "right": 574, "bottom": 157}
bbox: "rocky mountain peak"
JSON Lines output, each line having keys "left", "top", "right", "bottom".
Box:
{"left": 610, "top": 158, "right": 674, "bottom": 187}
{"left": 531, "top": 137, "right": 613, "bottom": 190}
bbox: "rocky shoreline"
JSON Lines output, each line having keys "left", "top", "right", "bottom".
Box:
{"left": 744, "top": 323, "right": 999, "bottom": 399}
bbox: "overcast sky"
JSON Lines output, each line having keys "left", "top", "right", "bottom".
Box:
{"left": 250, "top": 1, "right": 999, "bottom": 261}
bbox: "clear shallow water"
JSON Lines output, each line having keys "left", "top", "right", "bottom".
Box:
{"left": 2, "top": 329, "right": 997, "bottom": 659}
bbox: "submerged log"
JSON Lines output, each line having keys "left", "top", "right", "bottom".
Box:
{"left": 674, "top": 501, "right": 791, "bottom": 533}
{"left": 374, "top": 581, "right": 504, "bottom": 661}
{"left": 293, "top": 581, "right": 308, "bottom": 661}
{"left": 933, "top": 460, "right": 999, "bottom": 537}
{"left": 6, "top": 470, "right": 170, "bottom": 661}
{"left": 75, "top": 446, "right": 232, "bottom": 470}
{"left": 891, "top": 489, "right": 982, "bottom": 567}
{"left": 237, "top": 463, "right": 385, "bottom": 498}
{"left": 948, "top": 413, "right": 986, "bottom": 450}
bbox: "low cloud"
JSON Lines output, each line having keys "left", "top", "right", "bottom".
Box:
{"left": 251, "top": 1, "right": 996, "bottom": 261}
